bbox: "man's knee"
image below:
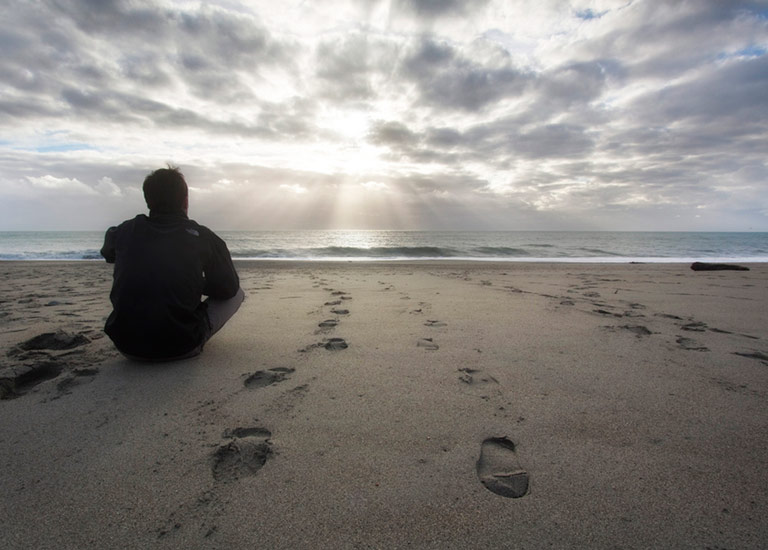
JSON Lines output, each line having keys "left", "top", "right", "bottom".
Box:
{"left": 206, "top": 287, "right": 244, "bottom": 337}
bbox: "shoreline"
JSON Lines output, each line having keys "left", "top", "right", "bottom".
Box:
{"left": 1, "top": 260, "right": 766, "bottom": 548}
{"left": 3, "top": 229, "right": 768, "bottom": 265}
{"left": 2, "top": 258, "right": 768, "bottom": 265}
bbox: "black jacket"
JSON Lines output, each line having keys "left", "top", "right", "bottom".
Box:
{"left": 101, "top": 212, "right": 239, "bottom": 359}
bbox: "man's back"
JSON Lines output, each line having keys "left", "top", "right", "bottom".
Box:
{"left": 102, "top": 212, "right": 239, "bottom": 359}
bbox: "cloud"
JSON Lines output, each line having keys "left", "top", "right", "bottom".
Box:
{"left": 361, "top": 180, "right": 389, "bottom": 191}
{"left": 393, "top": 0, "right": 492, "bottom": 19}
{"left": 95, "top": 177, "right": 122, "bottom": 196}
{"left": 0, "top": 0, "right": 301, "bottom": 135}
{"left": 26, "top": 175, "right": 97, "bottom": 196}
{"left": 280, "top": 183, "right": 308, "bottom": 194}
{"left": 315, "top": 32, "right": 376, "bottom": 101}
{"left": 369, "top": 120, "right": 420, "bottom": 147}
{"left": 399, "top": 36, "right": 532, "bottom": 111}
{"left": 633, "top": 54, "right": 768, "bottom": 127}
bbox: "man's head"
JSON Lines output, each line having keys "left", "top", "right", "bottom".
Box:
{"left": 142, "top": 166, "right": 188, "bottom": 214}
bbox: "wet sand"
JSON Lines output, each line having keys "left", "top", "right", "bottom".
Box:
{"left": 1, "top": 260, "right": 767, "bottom": 549}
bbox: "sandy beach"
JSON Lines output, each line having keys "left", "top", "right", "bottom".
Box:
{"left": 1, "top": 260, "right": 767, "bottom": 549}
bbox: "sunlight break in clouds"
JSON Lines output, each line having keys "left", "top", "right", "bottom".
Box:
{"left": 0, "top": 0, "right": 766, "bottom": 230}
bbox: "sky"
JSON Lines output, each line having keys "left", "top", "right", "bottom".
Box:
{"left": 1, "top": 0, "right": 767, "bottom": 231}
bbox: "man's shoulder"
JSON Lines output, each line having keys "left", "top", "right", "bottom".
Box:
{"left": 108, "top": 214, "right": 148, "bottom": 233}
{"left": 118, "top": 214, "right": 149, "bottom": 226}
{"left": 186, "top": 220, "right": 223, "bottom": 241}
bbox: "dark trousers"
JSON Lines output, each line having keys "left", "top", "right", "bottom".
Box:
{"left": 123, "top": 287, "right": 245, "bottom": 362}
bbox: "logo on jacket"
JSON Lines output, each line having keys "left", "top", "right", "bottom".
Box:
{"left": 186, "top": 228, "right": 200, "bottom": 237}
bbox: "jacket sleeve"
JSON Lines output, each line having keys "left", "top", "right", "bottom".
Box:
{"left": 101, "top": 226, "right": 118, "bottom": 264}
{"left": 203, "top": 232, "right": 240, "bottom": 299}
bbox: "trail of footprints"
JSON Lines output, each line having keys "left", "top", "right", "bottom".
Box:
{"left": 430, "top": 269, "right": 768, "bottom": 499}
{"left": 407, "top": 282, "right": 530, "bottom": 499}
{"left": 119, "top": 268, "right": 768, "bottom": 537}
{"left": 173, "top": 281, "right": 356, "bottom": 535}
{"left": 161, "top": 280, "right": 361, "bottom": 540}
{"left": 310, "top": 278, "right": 531, "bottom": 499}
{"left": 553, "top": 273, "right": 766, "bottom": 359}
{"left": 299, "top": 287, "right": 353, "bottom": 352}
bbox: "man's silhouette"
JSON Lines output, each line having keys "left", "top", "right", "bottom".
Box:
{"left": 101, "top": 166, "right": 243, "bottom": 360}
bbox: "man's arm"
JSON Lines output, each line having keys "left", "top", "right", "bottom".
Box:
{"left": 203, "top": 233, "right": 240, "bottom": 299}
{"left": 101, "top": 226, "right": 118, "bottom": 264}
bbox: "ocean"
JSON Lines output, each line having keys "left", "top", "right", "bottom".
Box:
{"left": 1, "top": 230, "right": 767, "bottom": 263}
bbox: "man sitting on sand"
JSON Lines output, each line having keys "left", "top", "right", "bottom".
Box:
{"left": 101, "top": 166, "right": 244, "bottom": 361}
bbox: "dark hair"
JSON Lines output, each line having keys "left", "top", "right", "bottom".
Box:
{"left": 142, "top": 166, "right": 188, "bottom": 212}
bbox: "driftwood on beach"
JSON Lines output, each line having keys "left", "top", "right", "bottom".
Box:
{"left": 690, "top": 261, "right": 750, "bottom": 271}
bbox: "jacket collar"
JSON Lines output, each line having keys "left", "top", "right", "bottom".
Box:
{"left": 148, "top": 210, "right": 188, "bottom": 221}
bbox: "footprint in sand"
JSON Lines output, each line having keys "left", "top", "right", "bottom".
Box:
{"left": 594, "top": 308, "right": 622, "bottom": 318}
{"left": 9, "top": 330, "right": 90, "bottom": 355}
{"left": 676, "top": 337, "right": 709, "bottom": 352}
{"left": 458, "top": 368, "right": 501, "bottom": 400}
{"left": 734, "top": 351, "right": 768, "bottom": 365}
{"left": 330, "top": 308, "right": 349, "bottom": 315}
{"left": 54, "top": 367, "right": 100, "bottom": 397}
{"left": 618, "top": 325, "right": 652, "bottom": 337}
{"left": 417, "top": 338, "right": 439, "bottom": 350}
{"left": 243, "top": 368, "right": 294, "bottom": 389}
{"left": 458, "top": 367, "right": 498, "bottom": 386}
{"left": 299, "top": 338, "right": 349, "bottom": 352}
{"left": 681, "top": 321, "right": 707, "bottom": 332}
{"left": 424, "top": 320, "right": 447, "bottom": 327}
{"left": 211, "top": 427, "right": 272, "bottom": 482}
{"left": 1, "top": 361, "right": 64, "bottom": 399}
{"left": 317, "top": 319, "right": 339, "bottom": 332}
{"left": 656, "top": 313, "right": 684, "bottom": 320}
{"left": 325, "top": 338, "right": 348, "bottom": 350}
{"left": 476, "top": 436, "right": 530, "bottom": 498}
